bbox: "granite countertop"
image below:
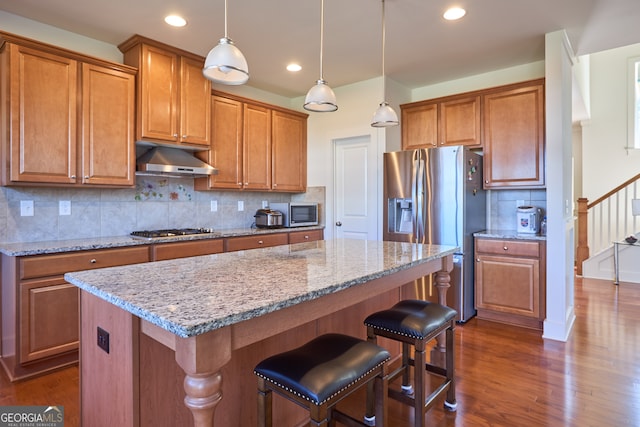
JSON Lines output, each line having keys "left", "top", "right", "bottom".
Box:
{"left": 0, "top": 226, "right": 325, "bottom": 256}
{"left": 64, "top": 239, "right": 458, "bottom": 338}
{"left": 474, "top": 229, "right": 546, "bottom": 241}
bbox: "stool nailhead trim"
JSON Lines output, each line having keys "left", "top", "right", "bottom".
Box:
{"left": 254, "top": 358, "right": 388, "bottom": 405}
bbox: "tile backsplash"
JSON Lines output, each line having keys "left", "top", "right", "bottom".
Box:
{"left": 0, "top": 177, "right": 325, "bottom": 243}
{"left": 488, "top": 188, "right": 547, "bottom": 230}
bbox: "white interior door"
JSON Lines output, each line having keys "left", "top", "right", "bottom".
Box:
{"left": 334, "top": 135, "right": 379, "bottom": 240}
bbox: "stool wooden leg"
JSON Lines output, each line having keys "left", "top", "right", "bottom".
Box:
{"left": 444, "top": 323, "right": 457, "bottom": 411}
{"left": 401, "top": 342, "right": 413, "bottom": 394}
{"left": 257, "top": 378, "right": 272, "bottom": 427}
{"left": 375, "top": 369, "right": 388, "bottom": 427}
{"left": 414, "top": 343, "right": 427, "bottom": 427}
{"left": 309, "top": 403, "right": 330, "bottom": 427}
{"left": 364, "top": 327, "right": 377, "bottom": 425}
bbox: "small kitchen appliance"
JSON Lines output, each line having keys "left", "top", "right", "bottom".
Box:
{"left": 516, "top": 206, "right": 540, "bottom": 234}
{"left": 254, "top": 209, "right": 284, "bottom": 229}
{"left": 269, "top": 202, "right": 319, "bottom": 227}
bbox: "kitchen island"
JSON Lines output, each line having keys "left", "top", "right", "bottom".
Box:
{"left": 64, "top": 239, "right": 457, "bottom": 427}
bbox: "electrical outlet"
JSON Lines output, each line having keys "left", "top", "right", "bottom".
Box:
{"left": 238, "top": 201, "right": 244, "bottom": 211}
{"left": 262, "top": 200, "right": 268, "bottom": 208}
{"left": 20, "top": 200, "right": 34, "bottom": 217}
{"left": 97, "top": 327, "right": 110, "bottom": 354}
{"left": 59, "top": 200, "right": 71, "bottom": 216}
{"left": 211, "top": 200, "right": 218, "bottom": 212}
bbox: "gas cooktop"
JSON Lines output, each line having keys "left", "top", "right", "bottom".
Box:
{"left": 130, "top": 228, "right": 215, "bottom": 240}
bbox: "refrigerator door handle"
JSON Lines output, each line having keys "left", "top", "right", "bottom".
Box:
{"left": 414, "top": 150, "right": 426, "bottom": 243}
{"left": 411, "top": 150, "right": 420, "bottom": 241}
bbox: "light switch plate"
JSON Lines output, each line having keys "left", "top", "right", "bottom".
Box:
{"left": 59, "top": 200, "right": 71, "bottom": 216}
{"left": 211, "top": 200, "right": 218, "bottom": 212}
{"left": 262, "top": 200, "right": 268, "bottom": 208}
{"left": 20, "top": 200, "right": 34, "bottom": 217}
{"left": 238, "top": 201, "right": 244, "bottom": 211}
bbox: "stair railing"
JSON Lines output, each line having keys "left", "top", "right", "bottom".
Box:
{"left": 576, "top": 172, "right": 640, "bottom": 275}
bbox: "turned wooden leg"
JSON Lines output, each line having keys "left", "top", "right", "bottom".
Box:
{"left": 183, "top": 371, "right": 223, "bottom": 427}
{"left": 434, "top": 269, "right": 451, "bottom": 353}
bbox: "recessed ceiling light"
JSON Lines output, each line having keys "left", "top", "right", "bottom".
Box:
{"left": 443, "top": 7, "right": 466, "bottom": 21}
{"left": 287, "top": 63, "right": 302, "bottom": 72}
{"left": 164, "top": 15, "right": 187, "bottom": 27}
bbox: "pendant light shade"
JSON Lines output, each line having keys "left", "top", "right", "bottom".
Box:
{"left": 304, "top": 0, "right": 338, "bottom": 112}
{"left": 202, "top": 0, "right": 249, "bottom": 85}
{"left": 372, "top": 101, "right": 399, "bottom": 127}
{"left": 371, "top": 0, "right": 398, "bottom": 127}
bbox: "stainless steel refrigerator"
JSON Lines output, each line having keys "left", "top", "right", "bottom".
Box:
{"left": 383, "top": 146, "right": 486, "bottom": 322}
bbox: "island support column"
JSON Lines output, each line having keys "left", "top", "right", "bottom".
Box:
{"left": 175, "top": 327, "right": 232, "bottom": 427}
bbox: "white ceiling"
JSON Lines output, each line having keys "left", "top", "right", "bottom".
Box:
{"left": 1, "top": 0, "right": 640, "bottom": 98}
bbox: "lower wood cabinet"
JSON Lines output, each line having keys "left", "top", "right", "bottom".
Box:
{"left": 1, "top": 246, "right": 150, "bottom": 380}
{"left": 288, "top": 229, "right": 324, "bottom": 244}
{"left": 152, "top": 239, "right": 224, "bottom": 261}
{"left": 224, "top": 233, "right": 289, "bottom": 252}
{"left": 474, "top": 237, "right": 546, "bottom": 330}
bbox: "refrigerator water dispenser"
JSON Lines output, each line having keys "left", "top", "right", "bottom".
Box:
{"left": 388, "top": 198, "right": 413, "bottom": 234}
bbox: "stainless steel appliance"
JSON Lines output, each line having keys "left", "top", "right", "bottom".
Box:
{"left": 270, "top": 202, "right": 319, "bottom": 227}
{"left": 383, "top": 146, "right": 486, "bottom": 322}
{"left": 254, "top": 209, "right": 284, "bottom": 228}
{"left": 130, "top": 228, "right": 215, "bottom": 240}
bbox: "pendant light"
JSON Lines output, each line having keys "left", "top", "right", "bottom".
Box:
{"left": 304, "top": 0, "right": 338, "bottom": 112}
{"left": 371, "top": 0, "right": 398, "bottom": 127}
{"left": 202, "top": 0, "right": 249, "bottom": 85}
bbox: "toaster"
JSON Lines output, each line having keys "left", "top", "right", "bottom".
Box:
{"left": 254, "top": 209, "right": 283, "bottom": 228}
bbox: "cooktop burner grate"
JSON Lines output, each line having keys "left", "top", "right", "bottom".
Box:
{"left": 130, "top": 228, "right": 214, "bottom": 239}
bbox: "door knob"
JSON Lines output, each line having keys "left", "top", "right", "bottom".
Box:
{"left": 336, "top": 221, "right": 342, "bottom": 226}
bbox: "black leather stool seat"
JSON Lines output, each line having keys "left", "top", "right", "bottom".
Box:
{"left": 363, "top": 300, "right": 457, "bottom": 339}
{"left": 255, "top": 333, "right": 390, "bottom": 426}
{"left": 364, "top": 300, "right": 457, "bottom": 427}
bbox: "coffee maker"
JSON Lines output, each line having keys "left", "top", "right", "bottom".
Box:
{"left": 516, "top": 206, "right": 540, "bottom": 234}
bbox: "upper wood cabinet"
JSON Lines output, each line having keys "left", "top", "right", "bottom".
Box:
{"left": 401, "top": 94, "right": 481, "bottom": 150}
{"left": 482, "top": 80, "right": 545, "bottom": 189}
{"left": 0, "top": 33, "right": 136, "bottom": 187}
{"left": 118, "top": 35, "right": 211, "bottom": 148}
{"left": 272, "top": 109, "right": 307, "bottom": 192}
{"left": 196, "top": 91, "right": 307, "bottom": 193}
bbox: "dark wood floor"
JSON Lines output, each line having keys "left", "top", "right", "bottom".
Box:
{"left": 1, "top": 275, "right": 638, "bottom": 426}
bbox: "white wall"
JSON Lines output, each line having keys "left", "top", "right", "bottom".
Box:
{"left": 581, "top": 42, "right": 640, "bottom": 201}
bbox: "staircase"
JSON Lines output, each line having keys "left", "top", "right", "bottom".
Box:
{"left": 577, "top": 172, "right": 640, "bottom": 283}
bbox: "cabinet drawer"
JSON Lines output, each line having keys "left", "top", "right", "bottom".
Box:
{"left": 225, "top": 233, "right": 289, "bottom": 252}
{"left": 20, "top": 246, "right": 150, "bottom": 279}
{"left": 152, "top": 239, "right": 224, "bottom": 261}
{"left": 289, "top": 229, "right": 323, "bottom": 244}
{"left": 476, "top": 239, "right": 539, "bottom": 257}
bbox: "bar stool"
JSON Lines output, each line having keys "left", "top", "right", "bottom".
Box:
{"left": 254, "top": 333, "right": 390, "bottom": 427}
{"left": 363, "top": 300, "right": 457, "bottom": 427}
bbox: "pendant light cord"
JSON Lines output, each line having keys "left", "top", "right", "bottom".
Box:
{"left": 320, "top": 0, "right": 325, "bottom": 80}
{"left": 381, "top": 0, "right": 387, "bottom": 97}
{"left": 224, "top": 0, "right": 229, "bottom": 38}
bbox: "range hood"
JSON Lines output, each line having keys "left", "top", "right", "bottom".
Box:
{"left": 136, "top": 146, "right": 218, "bottom": 178}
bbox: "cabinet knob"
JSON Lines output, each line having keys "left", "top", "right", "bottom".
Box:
{"left": 182, "top": 135, "right": 187, "bottom": 138}
{"left": 90, "top": 259, "right": 97, "bottom": 264}
{"left": 304, "top": 235, "right": 309, "bottom": 239}
{"left": 476, "top": 258, "right": 480, "bottom": 262}
{"left": 84, "top": 176, "right": 89, "bottom": 180}
{"left": 503, "top": 246, "right": 508, "bottom": 251}
{"left": 485, "top": 180, "right": 489, "bottom": 184}
{"left": 173, "top": 133, "right": 178, "bottom": 137}
{"left": 258, "top": 240, "right": 263, "bottom": 244}
{"left": 70, "top": 175, "right": 76, "bottom": 179}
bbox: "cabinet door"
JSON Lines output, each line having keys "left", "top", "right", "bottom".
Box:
{"left": 201, "top": 95, "right": 244, "bottom": 190}
{"left": 401, "top": 102, "right": 437, "bottom": 150}
{"left": 475, "top": 254, "right": 540, "bottom": 318}
{"left": 272, "top": 110, "right": 307, "bottom": 192}
{"left": 483, "top": 82, "right": 545, "bottom": 188}
{"left": 7, "top": 44, "right": 77, "bottom": 184}
{"left": 179, "top": 57, "right": 211, "bottom": 146}
{"left": 81, "top": 63, "right": 135, "bottom": 186}
{"left": 20, "top": 278, "right": 79, "bottom": 363}
{"left": 139, "top": 44, "right": 179, "bottom": 143}
{"left": 152, "top": 239, "right": 224, "bottom": 261}
{"left": 243, "top": 103, "right": 271, "bottom": 190}
{"left": 439, "top": 96, "right": 481, "bottom": 147}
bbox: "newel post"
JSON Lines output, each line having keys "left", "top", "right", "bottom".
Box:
{"left": 576, "top": 197, "right": 590, "bottom": 276}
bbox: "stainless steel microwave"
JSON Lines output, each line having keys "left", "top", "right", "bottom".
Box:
{"left": 270, "top": 202, "right": 319, "bottom": 227}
